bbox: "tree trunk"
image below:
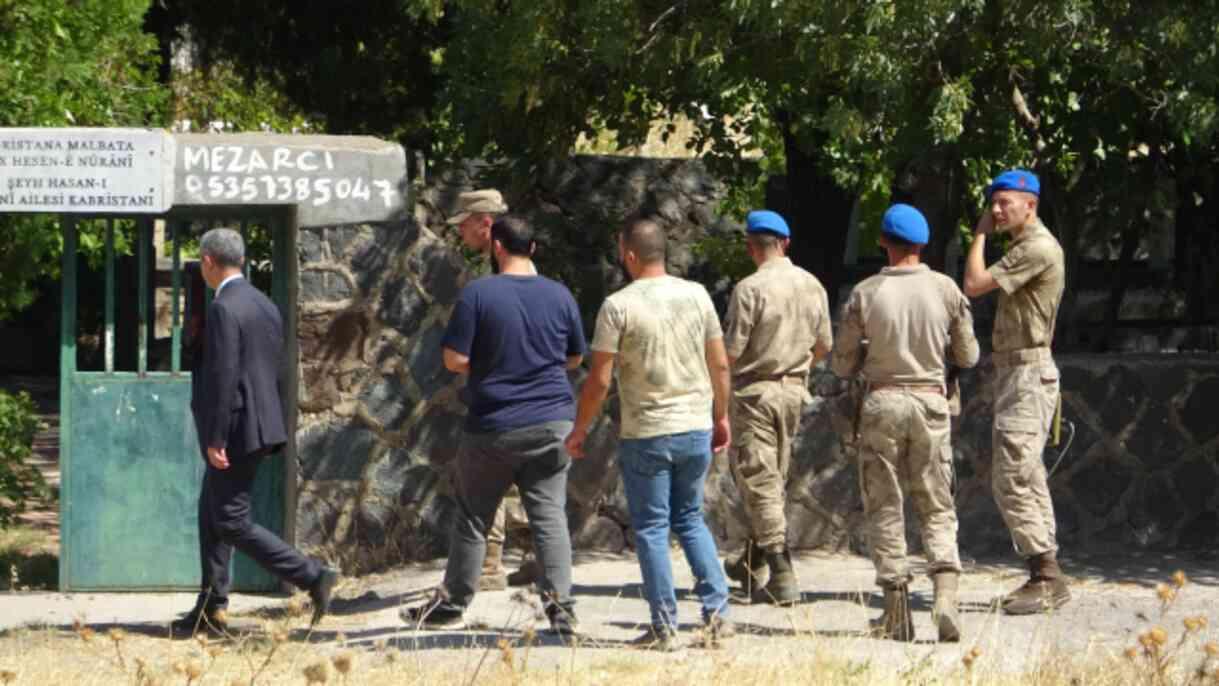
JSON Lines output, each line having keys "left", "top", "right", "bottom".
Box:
{"left": 770, "top": 114, "right": 854, "bottom": 310}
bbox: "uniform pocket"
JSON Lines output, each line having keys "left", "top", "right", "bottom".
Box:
{"left": 994, "top": 366, "right": 1046, "bottom": 432}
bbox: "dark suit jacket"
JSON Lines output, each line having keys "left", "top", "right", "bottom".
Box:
{"left": 190, "top": 277, "right": 288, "bottom": 461}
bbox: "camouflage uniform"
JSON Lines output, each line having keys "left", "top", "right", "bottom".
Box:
{"left": 831, "top": 265, "right": 979, "bottom": 588}
{"left": 723, "top": 257, "right": 832, "bottom": 553}
{"left": 987, "top": 220, "right": 1065, "bottom": 557}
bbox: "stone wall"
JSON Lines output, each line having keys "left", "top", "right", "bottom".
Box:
{"left": 292, "top": 156, "right": 740, "bottom": 571}
{"left": 291, "top": 155, "right": 1219, "bottom": 572}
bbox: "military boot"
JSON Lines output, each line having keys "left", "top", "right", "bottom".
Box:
{"left": 870, "top": 584, "right": 915, "bottom": 642}
{"left": 724, "top": 539, "right": 769, "bottom": 595}
{"left": 1002, "top": 552, "right": 1071, "bottom": 615}
{"left": 751, "top": 548, "right": 800, "bottom": 607}
{"left": 931, "top": 572, "right": 961, "bottom": 642}
{"left": 479, "top": 541, "right": 508, "bottom": 591}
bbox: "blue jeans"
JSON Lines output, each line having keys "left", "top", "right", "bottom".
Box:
{"left": 618, "top": 429, "right": 730, "bottom": 631}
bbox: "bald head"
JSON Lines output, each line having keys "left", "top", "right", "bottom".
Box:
{"left": 621, "top": 217, "right": 667, "bottom": 265}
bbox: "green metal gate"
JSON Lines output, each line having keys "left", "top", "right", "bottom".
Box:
{"left": 58, "top": 211, "right": 298, "bottom": 592}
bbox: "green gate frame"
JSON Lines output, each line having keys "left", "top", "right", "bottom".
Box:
{"left": 58, "top": 208, "right": 300, "bottom": 592}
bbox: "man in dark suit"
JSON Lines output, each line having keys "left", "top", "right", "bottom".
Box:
{"left": 172, "top": 228, "right": 338, "bottom": 637}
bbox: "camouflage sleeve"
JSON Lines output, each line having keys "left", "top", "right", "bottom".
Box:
{"left": 722, "top": 283, "right": 752, "bottom": 357}
{"left": 829, "top": 290, "right": 865, "bottom": 379}
{"left": 989, "top": 239, "right": 1053, "bottom": 295}
{"left": 949, "top": 288, "right": 980, "bottom": 368}
{"left": 815, "top": 282, "right": 834, "bottom": 352}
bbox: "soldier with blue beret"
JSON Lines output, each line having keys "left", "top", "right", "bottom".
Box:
{"left": 831, "top": 203, "right": 979, "bottom": 642}
{"left": 721, "top": 209, "right": 832, "bottom": 606}
{"left": 963, "top": 169, "right": 1071, "bottom": 615}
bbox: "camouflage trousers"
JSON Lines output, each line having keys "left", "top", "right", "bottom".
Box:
{"left": 857, "top": 388, "right": 961, "bottom": 588}
{"left": 991, "top": 360, "right": 1060, "bottom": 558}
{"left": 729, "top": 379, "right": 809, "bottom": 553}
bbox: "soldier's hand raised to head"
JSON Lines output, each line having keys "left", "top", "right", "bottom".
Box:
{"left": 975, "top": 212, "right": 996, "bottom": 235}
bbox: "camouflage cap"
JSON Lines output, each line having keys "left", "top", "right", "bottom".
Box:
{"left": 445, "top": 189, "right": 508, "bottom": 225}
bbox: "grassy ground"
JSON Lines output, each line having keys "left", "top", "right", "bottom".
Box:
{"left": 0, "top": 617, "right": 1216, "bottom": 686}
{"left": 2, "top": 571, "right": 1218, "bottom": 686}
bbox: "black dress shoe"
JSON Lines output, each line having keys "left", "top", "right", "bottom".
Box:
{"left": 309, "top": 567, "right": 340, "bottom": 626}
{"left": 170, "top": 605, "right": 228, "bottom": 638}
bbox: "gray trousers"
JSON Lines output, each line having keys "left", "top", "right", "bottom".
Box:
{"left": 441, "top": 420, "right": 574, "bottom": 611}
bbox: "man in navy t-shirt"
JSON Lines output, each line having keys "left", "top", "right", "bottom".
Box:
{"left": 402, "top": 215, "right": 585, "bottom": 637}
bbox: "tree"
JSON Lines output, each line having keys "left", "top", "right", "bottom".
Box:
{"left": 0, "top": 0, "right": 168, "bottom": 321}
{"left": 164, "top": 0, "right": 447, "bottom": 156}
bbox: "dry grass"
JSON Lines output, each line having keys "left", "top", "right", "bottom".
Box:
{"left": 1, "top": 570, "right": 1217, "bottom": 685}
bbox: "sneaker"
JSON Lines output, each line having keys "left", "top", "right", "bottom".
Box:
{"left": 628, "top": 626, "right": 682, "bottom": 652}
{"left": 700, "top": 615, "right": 735, "bottom": 649}
{"left": 399, "top": 594, "right": 466, "bottom": 630}
{"left": 546, "top": 603, "right": 580, "bottom": 639}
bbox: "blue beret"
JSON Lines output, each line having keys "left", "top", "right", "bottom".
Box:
{"left": 986, "top": 169, "right": 1040, "bottom": 200}
{"left": 746, "top": 210, "right": 790, "bottom": 238}
{"left": 881, "top": 204, "right": 929, "bottom": 245}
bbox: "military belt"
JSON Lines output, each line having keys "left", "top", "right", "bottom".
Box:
{"left": 869, "top": 383, "right": 945, "bottom": 395}
{"left": 991, "top": 347, "right": 1052, "bottom": 368}
{"left": 736, "top": 373, "right": 808, "bottom": 386}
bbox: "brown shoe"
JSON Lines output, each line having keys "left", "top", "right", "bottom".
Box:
{"left": 724, "top": 540, "right": 768, "bottom": 595}
{"left": 932, "top": 572, "right": 961, "bottom": 642}
{"left": 700, "top": 614, "right": 736, "bottom": 649}
{"left": 1002, "top": 553, "right": 1071, "bottom": 615}
{"left": 870, "top": 584, "right": 915, "bottom": 642}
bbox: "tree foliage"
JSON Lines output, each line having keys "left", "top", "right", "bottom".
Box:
{"left": 3, "top": 1, "right": 1217, "bottom": 337}
{"left": 0, "top": 0, "right": 168, "bottom": 321}
{"left": 0, "top": 390, "right": 46, "bottom": 529}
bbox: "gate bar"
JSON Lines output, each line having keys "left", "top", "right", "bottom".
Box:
{"left": 137, "top": 219, "right": 149, "bottom": 375}
{"left": 58, "top": 215, "right": 77, "bottom": 590}
{"left": 171, "top": 222, "right": 182, "bottom": 374}
{"left": 104, "top": 219, "right": 115, "bottom": 373}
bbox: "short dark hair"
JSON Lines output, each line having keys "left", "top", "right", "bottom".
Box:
{"left": 490, "top": 215, "right": 535, "bottom": 256}
{"left": 880, "top": 233, "right": 923, "bottom": 255}
{"left": 746, "top": 232, "right": 783, "bottom": 251}
{"left": 621, "top": 217, "right": 666, "bottom": 265}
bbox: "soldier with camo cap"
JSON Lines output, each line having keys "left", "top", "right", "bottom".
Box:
{"left": 832, "top": 204, "right": 979, "bottom": 642}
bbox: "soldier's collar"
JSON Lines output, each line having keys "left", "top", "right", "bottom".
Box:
{"left": 758, "top": 255, "right": 792, "bottom": 270}
{"left": 880, "top": 263, "right": 930, "bottom": 275}
{"left": 1011, "top": 219, "right": 1046, "bottom": 245}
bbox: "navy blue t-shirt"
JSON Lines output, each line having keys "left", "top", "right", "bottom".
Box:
{"left": 442, "top": 274, "right": 586, "bottom": 433}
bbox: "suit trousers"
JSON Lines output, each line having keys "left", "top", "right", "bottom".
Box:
{"left": 197, "top": 456, "right": 320, "bottom": 607}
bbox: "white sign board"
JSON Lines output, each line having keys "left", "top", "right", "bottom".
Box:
{"left": 0, "top": 128, "right": 171, "bottom": 214}
{"left": 173, "top": 134, "right": 408, "bottom": 226}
